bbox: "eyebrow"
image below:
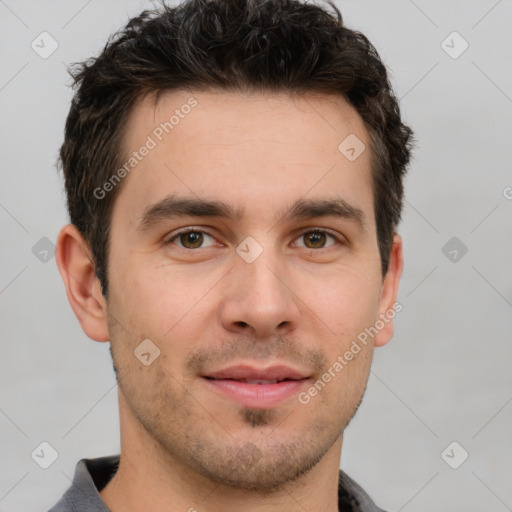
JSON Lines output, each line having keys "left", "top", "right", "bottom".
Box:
{"left": 136, "top": 194, "right": 367, "bottom": 232}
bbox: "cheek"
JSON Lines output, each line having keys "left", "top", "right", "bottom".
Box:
{"left": 108, "top": 259, "right": 178, "bottom": 338}
{"left": 303, "top": 267, "right": 381, "bottom": 339}
{"left": 113, "top": 262, "right": 217, "bottom": 355}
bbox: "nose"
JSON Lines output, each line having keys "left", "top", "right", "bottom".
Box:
{"left": 219, "top": 246, "right": 301, "bottom": 339}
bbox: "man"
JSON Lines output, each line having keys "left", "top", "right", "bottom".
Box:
{"left": 51, "top": 0, "right": 414, "bottom": 510}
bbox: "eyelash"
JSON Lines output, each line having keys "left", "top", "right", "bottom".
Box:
{"left": 165, "top": 227, "right": 345, "bottom": 250}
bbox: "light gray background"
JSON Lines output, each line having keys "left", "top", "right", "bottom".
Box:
{"left": 1, "top": 0, "right": 511, "bottom": 511}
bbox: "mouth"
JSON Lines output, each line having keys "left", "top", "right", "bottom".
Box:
{"left": 203, "top": 377, "right": 301, "bottom": 384}
{"left": 201, "top": 365, "right": 310, "bottom": 408}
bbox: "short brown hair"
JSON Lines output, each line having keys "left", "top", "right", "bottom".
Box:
{"left": 59, "top": 0, "right": 414, "bottom": 298}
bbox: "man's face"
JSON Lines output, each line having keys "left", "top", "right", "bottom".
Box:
{"left": 104, "top": 89, "right": 399, "bottom": 490}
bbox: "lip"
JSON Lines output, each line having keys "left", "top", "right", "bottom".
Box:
{"left": 201, "top": 364, "right": 310, "bottom": 409}
{"left": 204, "top": 364, "right": 309, "bottom": 381}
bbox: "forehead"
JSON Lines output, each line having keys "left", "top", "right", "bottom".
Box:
{"left": 124, "top": 88, "right": 368, "bottom": 153}
{"left": 113, "top": 88, "right": 374, "bottom": 227}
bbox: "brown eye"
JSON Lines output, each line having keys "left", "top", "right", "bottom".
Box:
{"left": 167, "top": 229, "right": 216, "bottom": 249}
{"left": 304, "top": 231, "right": 326, "bottom": 248}
{"left": 180, "top": 231, "right": 203, "bottom": 248}
{"left": 296, "top": 230, "right": 337, "bottom": 249}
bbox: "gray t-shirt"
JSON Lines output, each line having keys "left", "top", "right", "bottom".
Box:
{"left": 48, "top": 455, "right": 387, "bottom": 512}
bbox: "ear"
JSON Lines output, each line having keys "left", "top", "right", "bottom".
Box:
{"left": 374, "top": 234, "right": 404, "bottom": 348}
{"left": 55, "top": 224, "right": 109, "bottom": 342}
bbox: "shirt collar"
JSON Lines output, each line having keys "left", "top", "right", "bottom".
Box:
{"left": 49, "top": 455, "right": 386, "bottom": 512}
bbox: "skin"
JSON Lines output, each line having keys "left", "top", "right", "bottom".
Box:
{"left": 56, "top": 89, "right": 403, "bottom": 512}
